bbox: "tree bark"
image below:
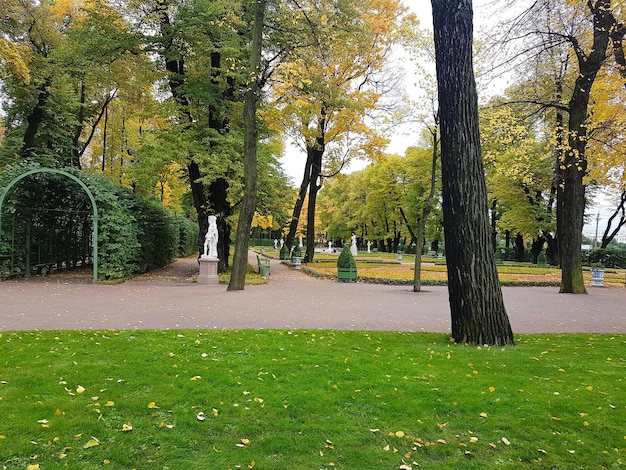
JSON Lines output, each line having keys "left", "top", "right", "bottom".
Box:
{"left": 228, "top": 0, "right": 266, "bottom": 290}
{"left": 558, "top": 0, "right": 615, "bottom": 293}
{"left": 432, "top": 0, "right": 514, "bottom": 345}
{"left": 304, "top": 144, "right": 323, "bottom": 262}
{"left": 21, "top": 77, "right": 52, "bottom": 161}
{"left": 285, "top": 149, "right": 313, "bottom": 252}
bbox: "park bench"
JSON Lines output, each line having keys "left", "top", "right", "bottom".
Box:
{"left": 257, "top": 255, "right": 271, "bottom": 276}
{"left": 33, "top": 262, "right": 56, "bottom": 275}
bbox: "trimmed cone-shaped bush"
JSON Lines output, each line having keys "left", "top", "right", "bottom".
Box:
{"left": 337, "top": 244, "right": 356, "bottom": 268}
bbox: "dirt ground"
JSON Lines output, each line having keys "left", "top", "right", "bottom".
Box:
{"left": 1, "top": 254, "right": 625, "bottom": 334}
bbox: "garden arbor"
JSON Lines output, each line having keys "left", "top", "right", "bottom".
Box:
{"left": 0, "top": 168, "right": 99, "bottom": 282}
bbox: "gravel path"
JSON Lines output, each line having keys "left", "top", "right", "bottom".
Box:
{"left": 1, "top": 253, "right": 624, "bottom": 334}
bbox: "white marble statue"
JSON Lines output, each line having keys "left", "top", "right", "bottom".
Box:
{"left": 203, "top": 215, "right": 219, "bottom": 258}
{"left": 328, "top": 241, "right": 332, "bottom": 251}
{"left": 367, "top": 241, "right": 371, "bottom": 253}
{"left": 299, "top": 236, "right": 303, "bottom": 248}
{"left": 280, "top": 239, "right": 284, "bottom": 249}
{"left": 274, "top": 239, "right": 278, "bottom": 250}
{"left": 350, "top": 233, "right": 358, "bottom": 256}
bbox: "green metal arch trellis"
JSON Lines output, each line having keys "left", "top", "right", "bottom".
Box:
{"left": 0, "top": 168, "right": 99, "bottom": 282}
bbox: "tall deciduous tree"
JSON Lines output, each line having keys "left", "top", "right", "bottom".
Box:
{"left": 431, "top": 0, "right": 514, "bottom": 345}
{"left": 270, "top": 0, "right": 408, "bottom": 261}
{"left": 493, "top": 0, "right": 626, "bottom": 292}
{"left": 228, "top": 0, "right": 266, "bottom": 291}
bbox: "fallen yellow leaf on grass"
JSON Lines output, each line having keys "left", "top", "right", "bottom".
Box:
{"left": 84, "top": 437, "right": 100, "bottom": 449}
{"left": 148, "top": 402, "right": 159, "bottom": 409}
{"left": 105, "top": 401, "right": 114, "bottom": 407}
{"left": 26, "top": 465, "right": 40, "bottom": 470}
{"left": 395, "top": 431, "right": 405, "bottom": 438}
{"left": 122, "top": 423, "right": 133, "bottom": 432}
{"left": 76, "top": 385, "right": 86, "bottom": 394}
{"left": 479, "top": 412, "right": 488, "bottom": 418}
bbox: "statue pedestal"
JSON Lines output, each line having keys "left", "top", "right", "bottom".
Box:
{"left": 198, "top": 256, "right": 219, "bottom": 286}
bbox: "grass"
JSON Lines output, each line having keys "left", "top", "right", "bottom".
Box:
{"left": 1, "top": 330, "right": 624, "bottom": 469}
{"left": 261, "top": 249, "right": 626, "bottom": 287}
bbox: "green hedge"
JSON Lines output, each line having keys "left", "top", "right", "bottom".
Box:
{"left": 1, "top": 166, "right": 198, "bottom": 280}
{"left": 582, "top": 248, "right": 626, "bottom": 268}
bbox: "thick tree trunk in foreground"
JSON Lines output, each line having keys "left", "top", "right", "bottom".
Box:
{"left": 432, "top": 0, "right": 514, "bottom": 345}
{"left": 228, "top": 0, "right": 266, "bottom": 290}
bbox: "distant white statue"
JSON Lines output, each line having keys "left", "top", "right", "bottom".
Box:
{"left": 280, "top": 239, "right": 284, "bottom": 249}
{"left": 299, "top": 236, "right": 303, "bottom": 248}
{"left": 274, "top": 239, "right": 278, "bottom": 250}
{"left": 328, "top": 241, "right": 332, "bottom": 251}
{"left": 367, "top": 241, "right": 371, "bottom": 253}
{"left": 203, "top": 215, "right": 219, "bottom": 258}
{"left": 350, "top": 233, "right": 358, "bottom": 256}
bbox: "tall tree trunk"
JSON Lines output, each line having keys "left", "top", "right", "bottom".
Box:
{"left": 21, "top": 77, "right": 52, "bottom": 161}
{"left": 228, "top": 0, "right": 266, "bottom": 290}
{"left": 305, "top": 145, "right": 323, "bottom": 262}
{"left": 559, "top": 0, "right": 614, "bottom": 293}
{"left": 513, "top": 233, "right": 525, "bottom": 262}
{"left": 432, "top": 0, "right": 514, "bottom": 346}
{"left": 158, "top": 0, "right": 233, "bottom": 270}
{"left": 285, "top": 149, "right": 313, "bottom": 251}
{"left": 413, "top": 125, "right": 439, "bottom": 292}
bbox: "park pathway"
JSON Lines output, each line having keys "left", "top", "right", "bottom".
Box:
{"left": 1, "top": 252, "right": 625, "bottom": 334}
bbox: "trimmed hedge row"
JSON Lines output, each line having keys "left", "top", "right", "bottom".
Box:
{"left": 1, "top": 166, "right": 198, "bottom": 280}
{"left": 69, "top": 170, "right": 199, "bottom": 279}
{"left": 582, "top": 248, "right": 626, "bottom": 269}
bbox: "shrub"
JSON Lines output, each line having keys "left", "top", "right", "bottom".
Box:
{"left": 582, "top": 248, "right": 626, "bottom": 268}
{"left": 175, "top": 216, "right": 199, "bottom": 257}
{"left": 279, "top": 243, "right": 289, "bottom": 260}
{"left": 1, "top": 165, "right": 197, "bottom": 280}
{"left": 537, "top": 251, "right": 548, "bottom": 266}
{"left": 292, "top": 243, "right": 302, "bottom": 258}
{"left": 337, "top": 244, "right": 357, "bottom": 269}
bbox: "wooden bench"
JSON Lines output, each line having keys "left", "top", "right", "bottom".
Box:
{"left": 257, "top": 255, "right": 271, "bottom": 276}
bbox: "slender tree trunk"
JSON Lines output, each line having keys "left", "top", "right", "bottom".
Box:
{"left": 228, "top": 0, "right": 266, "bottom": 290}
{"left": 286, "top": 149, "right": 313, "bottom": 251}
{"left": 432, "top": 0, "right": 514, "bottom": 345}
{"left": 600, "top": 190, "right": 626, "bottom": 248}
{"left": 305, "top": 146, "right": 323, "bottom": 262}
{"left": 102, "top": 105, "right": 109, "bottom": 173}
{"left": 414, "top": 125, "right": 439, "bottom": 292}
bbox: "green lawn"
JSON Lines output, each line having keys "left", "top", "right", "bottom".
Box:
{"left": 1, "top": 330, "right": 624, "bottom": 469}
{"left": 260, "top": 249, "right": 625, "bottom": 287}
